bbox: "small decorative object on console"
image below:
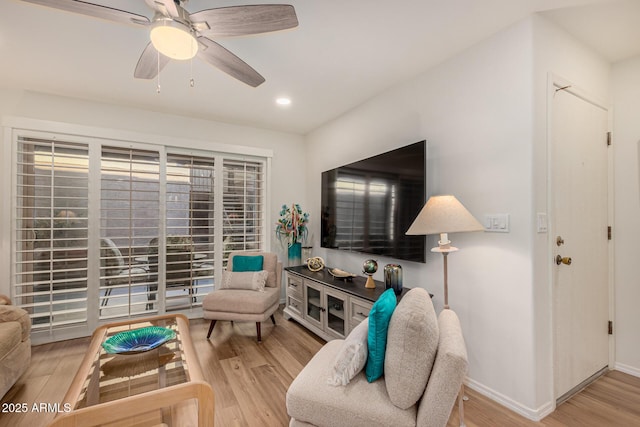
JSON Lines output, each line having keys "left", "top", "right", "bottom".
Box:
{"left": 328, "top": 268, "right": 356, "bottom": 280}
{"left": 102, "top": 326, "right": 176, "bottom": 355}
{"left": 362, "top": 259, "right": 378, "bottom": 289}
{"left": 384, "top": 264, "right": 403, "bottom": 295}
{"left": 306, "top": 256, "right": 325, "bottom": 272}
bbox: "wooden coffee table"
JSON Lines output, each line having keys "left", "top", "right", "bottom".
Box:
{"left": 48, "top": 314, "right": 214, "bottom": 427}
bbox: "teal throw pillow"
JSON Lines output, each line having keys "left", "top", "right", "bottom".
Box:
{"left": 365, "top": 288, "right": 398, "bottom": 382}
{"left": 232, "top": 255, "right": 264, "bottom": 272}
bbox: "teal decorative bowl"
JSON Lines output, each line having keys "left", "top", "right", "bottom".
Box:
{"left": 102, "top": 326, "right": 176, "bottom": 355}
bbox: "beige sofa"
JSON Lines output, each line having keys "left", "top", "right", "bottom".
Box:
{"left": 0, "top": 295, "right": 31, "bottom": 399}
{"left": 286, "top": 288, "right": 468, "bottom": 427}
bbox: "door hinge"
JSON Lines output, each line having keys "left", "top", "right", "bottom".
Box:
{"left": 608, "top": 226, "right": 612, "bottom": 240}
{"left": 608, "top": 320, "right": 613, "bottom": 335}
{"left": 607, "top": 131, "right": 612, "bottom": 146}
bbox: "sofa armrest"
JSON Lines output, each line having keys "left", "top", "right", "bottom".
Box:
{"left": 416, "top": 309, "right": 468, "bottom": 427}
{"left": 0, "top": 294, "right": 10, "bottom": 306}
{"left": 0, "top": 304, "right": 31, "bottom": 342}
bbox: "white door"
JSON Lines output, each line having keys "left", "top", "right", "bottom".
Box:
{"left": 551, "top": 84, "right": 609, "bottom": 401}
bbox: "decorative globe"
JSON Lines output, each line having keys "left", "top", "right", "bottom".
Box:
{"left": 362, "top": 259, "right": 378, "bottom": 275}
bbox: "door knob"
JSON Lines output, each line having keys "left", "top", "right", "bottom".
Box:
{"left": 555, "top": 255, "right": 572, "bottom": 265}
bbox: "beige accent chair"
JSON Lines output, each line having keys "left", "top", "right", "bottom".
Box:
{"left": 202, "top": 251, "right": 282, "bottom": 342}
{"left": 286, "top": 288, "right": 468, "bottom": 427}
{"left": 0, "top": 295, "right": 31, "bottom": 399}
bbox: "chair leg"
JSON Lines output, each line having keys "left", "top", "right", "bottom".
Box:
{"left": 206, "top": 320, "right": 217, "bottom": 339}
{"left": 270, "top": 314, "right": 276, "bottom": 325}
{"left": 458, "top": 384, "right": 466, "bottom": 427}
{"left": 256, "top": 322, "right": 262, "bottom": 343}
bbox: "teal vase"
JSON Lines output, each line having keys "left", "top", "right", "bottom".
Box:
{"left": 288, "top": 242, "right": 302, "bottom": 266}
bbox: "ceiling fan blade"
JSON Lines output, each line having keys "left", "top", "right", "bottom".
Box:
{"left": 134, "top": 43, "right": 171, "bottom": 79}
{"left": 197, "top": 37, "right": 265, "bottom": 87}
{"left": 144, "top": 0, "right": 180, "bottom": 18}
{"left": 190, "top": 5, "right": 298, "bottom": 38}
{"left": 21, "top": 0, "right": 150, "bottom": 26}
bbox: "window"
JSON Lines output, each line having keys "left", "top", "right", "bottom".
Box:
{"left": 99, "top": 147, "right": 160, "bottom": 319}
{"left": 164, "top": 153, "right": 215, "bottom": 311}
{"left": 222, "top": 159, "right": 265, "bottom": 263}
{"left": 14, "top": 137, "right": 90, "bottom": 331}
{"left": 11, "top": 131, "right": 268, "bottom": 342}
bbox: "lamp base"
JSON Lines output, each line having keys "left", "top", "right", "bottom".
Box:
{"left": 364, "top": 275, "right": 376, "bottom": 289}
{"left": 431, "top": 246, "right": 459, "bottom": 310}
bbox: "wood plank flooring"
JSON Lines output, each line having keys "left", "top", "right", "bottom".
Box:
{"left": 1, "top": 306, "right": 639, "bottom": 427}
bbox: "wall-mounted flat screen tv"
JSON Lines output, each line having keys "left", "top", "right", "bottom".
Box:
{"left": 321, "top": 140, "right": 426, "bottom": 263}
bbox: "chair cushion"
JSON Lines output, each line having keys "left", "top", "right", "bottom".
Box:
{"left": 232, "top": 255, "right": 264, "bottom": 272}
{"left": 203, "top": 286, "right": 279, "bottom": 315}
{"left": 229, "top": 252, "right": 279, "bottom": 287}
{"left": 220, "top": 270, "right": 268, "bottom": 291}
{"left": 287, "top": 340, "right": 416, "bottom": 427}
{"left": 385, "top": 287, "right": 439, "bottom": 409}
{"left": 328, "top": 319, "right": 368, "bottom": 386}
{"left": 365, "top": 289, "right": 397, "bottom": 382}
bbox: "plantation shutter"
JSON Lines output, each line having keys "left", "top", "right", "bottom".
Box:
{"left": 164, "top": 153, "right": 215, "bottom": 310}
{"left": 14, "top": 137, "right": 90, "bottom": 330}
{"left": 99, "top": 146, "right": 160, "bottom": 319}
{"left": 222, "top": 159, "right": 265, "bottom": 263}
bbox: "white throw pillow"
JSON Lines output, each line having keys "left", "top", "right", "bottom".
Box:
{"left": 220, "top": 270, "right": 268, "bottom": 291}
{"left": 327, "top": 319, "right": 369, "bottom": 386}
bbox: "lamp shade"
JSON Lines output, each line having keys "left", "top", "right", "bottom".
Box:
{"left": 406, "top": 195, "right": 484, "bottom": 235}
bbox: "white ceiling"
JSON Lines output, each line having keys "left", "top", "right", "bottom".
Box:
{"left": 0, "top": 0, "right": 638, "bottom": 135}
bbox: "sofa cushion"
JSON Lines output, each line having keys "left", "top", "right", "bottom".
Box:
{"left": 385, "top": 287, "right": 439, "bottom": 409}
{"left": 0, "top": 304, "right": 31, "bottom": 341}
{"left": 287, "top": 340, "right": 416, "bottom": 427}
{"left": 0, "top": 323, "right": 21, "bottom": 359}
{"left": 228, "top": 252, "right": 279, "bottom": 287}
{"left": 328, "top": 319, "right": 368, "bottom": 386}
{"left": 220, "top": 270, "right": 269, "bottom": 292}
{"left": 365, "top": 289, "right": 397, "bottom": 382}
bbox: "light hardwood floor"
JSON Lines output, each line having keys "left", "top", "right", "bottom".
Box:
{"left": 2, "top": 306, "right": 639, "bottom": 427}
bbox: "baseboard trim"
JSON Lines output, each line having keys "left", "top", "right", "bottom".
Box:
{"left": 464, "top": 377, "right": 554, "bottom": 422}
{"left": 614, "top": 362, "right": 640, "bottom": 378}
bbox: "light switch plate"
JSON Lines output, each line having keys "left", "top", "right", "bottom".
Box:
{"left": 484, "top": 213, "right": 510, "bottom": 233}
{"left": 536, "top": 212, "right": 548, "bottom": 233}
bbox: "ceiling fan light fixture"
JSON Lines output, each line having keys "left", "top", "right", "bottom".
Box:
{"left": 150, "top": 19, "right": 198, "bottom": 60}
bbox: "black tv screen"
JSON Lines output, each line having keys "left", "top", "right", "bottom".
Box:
{"left": 321, "top": 140, "right": 426, "bottom": 263}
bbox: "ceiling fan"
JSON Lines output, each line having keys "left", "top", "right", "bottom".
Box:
{"left": 21, "top": 0, "right": 299, "bottom": 87}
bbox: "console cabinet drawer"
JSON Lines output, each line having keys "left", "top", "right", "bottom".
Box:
{"left": 286, "top": 274, "right": 303, "bottom": 299}
{"left": 287, "top": 295, "right": 303, "bottom": 317}
{"left": 350, "top": 299, "right": 373, "bottom": 327}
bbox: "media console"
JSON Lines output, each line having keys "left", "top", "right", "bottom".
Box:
{"left": 283, "top": 265, "right": 408, "bottom": 341}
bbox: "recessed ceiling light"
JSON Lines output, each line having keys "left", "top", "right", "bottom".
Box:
{"left": 276, "top": 97, "right": 292, "bottom": 106}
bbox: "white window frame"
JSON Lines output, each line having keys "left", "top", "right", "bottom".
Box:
{"left": 2, "top": 117, "right": 272, "bottom": 344}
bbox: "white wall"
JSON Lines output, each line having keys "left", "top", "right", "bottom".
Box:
{"left": 307, "top": 18, "right": 540, "bottom": 416}
{"left": 530, "top": 13, "right": 611, "bottom": 414}
{"left": 0, "top": 89, "right": 306, "bottom": 296}
{"left": 306, "top": 14, "right": 616, "bottom": 420}
{"left": 611, "top": 56, "right": 640, "bottom": 377}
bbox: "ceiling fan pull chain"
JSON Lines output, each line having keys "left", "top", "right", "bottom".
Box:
{"left": 156, "top": 50, "right": 161, "bottom": 94}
